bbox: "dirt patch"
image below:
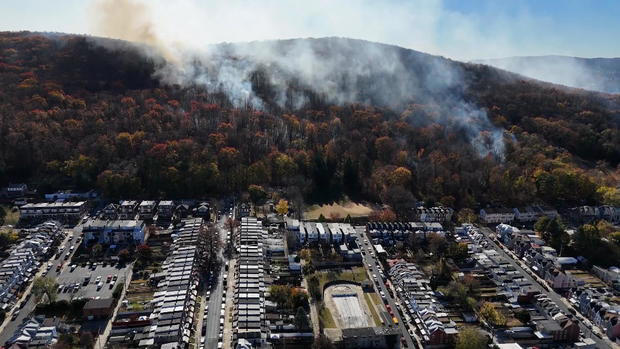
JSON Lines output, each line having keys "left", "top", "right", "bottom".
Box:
{"left": 304, "top": 201, "right": 374, "bottom": 220}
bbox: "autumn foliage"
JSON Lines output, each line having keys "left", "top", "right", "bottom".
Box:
{"left": 0, "top": 32, "right": 618, "bottom": 211}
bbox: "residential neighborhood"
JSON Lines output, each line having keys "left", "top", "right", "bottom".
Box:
{"left": 0, "top": 187, "right": 618, "bottom": 349}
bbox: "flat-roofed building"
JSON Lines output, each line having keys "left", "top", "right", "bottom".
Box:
{"left": 82, "top": 219, "right": 146, "bottom": 245}
{"left": 19, "top": 201, "right": 87, "bottom": 226}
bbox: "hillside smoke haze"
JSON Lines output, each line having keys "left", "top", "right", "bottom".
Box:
{"left": 476, "top": 56, "right": 620, "bottom": 94}
{"left": 91, "top": 0, "right": 507, "bottom": 158}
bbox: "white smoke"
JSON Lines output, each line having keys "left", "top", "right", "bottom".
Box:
{"left": 474, "top": 56, "right": 620, "bottom": 94}
{"left": 89, "top": 0, "right": 509, "bottom": 159}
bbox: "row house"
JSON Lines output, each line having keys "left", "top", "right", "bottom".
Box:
{"left": 234, "top": 217, "right": 267, "bottom": 348}
{"left": 6, "top": 317, "right": 59, "bottom": 348}
{"left": 148, "top": 218, "right": 204, "bottom": 347}
{"left": 411, "top": 206, "right": 453, "bottom": 222}
{"left": 535, "top": 315, "right": 580, "bottom": 343}
{"left": 193, "top": 202, "right": 210, "bottom": 218}
{"left": 119, "top": 200, "right": 138, "bottom": 219}
{"left": 573, "top": 288, "right": 620, "bottom": 340}
{"left": 298, "top": 221, "right": 355, "bottom": 245}
{"left": 157, "top": 201, "right": 175, "bottom": 220}
{"left": 513, "top": 206, "right": 539, "bottom": 222}
{"left": 388, "top": 261, "right": 458, "bottom": 346}
{"left": 570, "top": 205, "right": 620, "bottom": 224}
{"left": 480, "top": 208, "right": 515, "bottom": 224}
{"left": 0, "top": 222, "right": 63, "bottom": 308}
{"left": 591, "top": 266, "right": 620, "bottom": 290}
{"left": 101, "top": 203, "right": 120, "bottom": 220}
{"left": 367, "top": 221, "right": 444, "bottom": 242}
{"left": 138, "top": 200, "right": 157, "bottom": 220}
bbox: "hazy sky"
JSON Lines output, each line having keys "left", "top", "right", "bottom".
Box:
{"left": 1, "top": 0, "right": 618, "bottom": 60}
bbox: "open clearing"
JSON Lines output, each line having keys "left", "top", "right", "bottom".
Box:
{"left": 304, "top": 201, "right": 374, "bottom": 220}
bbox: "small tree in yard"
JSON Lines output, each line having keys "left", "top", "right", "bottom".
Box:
{"left": 137, "top": 244, "right": 152, "bottom": 262}
{"left": 79, "top": 332, "right": 94, "bottom": 349}
{"left": 32, "top": 277, "right": 58, "bottom": 304}
{"left": 118, "top": 248, "right": 131, "bottom": 263}
{"left": 455, "top": 327, "right": 487, "bottom": 349}
{"left": 276, "top": 199, "right": 289, "bottom": 216}
{"left": 295, "top": 307, "right": 310, "bottom": 329}
{"left": 479, "top": 302, "right": 506, "bottom": 327}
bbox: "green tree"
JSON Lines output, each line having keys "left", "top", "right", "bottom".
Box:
{"left": 276, "top": 199, "right": 289, "bottom": 216}
{"left": 479, "top": 302, "right": 506, "bottom": 327}
{"left": 455, "top": 327, "right": 487, "bottom": 349}
{"left": 534, "top": 216, "right": 568, "bottom": 252}
{"left": 118, "top": 248, "right": 131, "bottom": 263}
{"left": 32, "top": 277, "right": 58, "bottom": 304}
{"left": 457, "top": 208, "right": 477, "bottom": 224}
{"left": 0, "top": 206, "right": 6, "bottom": 226}
{"left": 79, "top": 332, "right": 94, "bottom": 349}
{"left": 248, "top": 184, "right": 267, "bottom": 205}
{"left": 515, "top": 309, "right": 531, "bottom": 325}
{"left": 295, "top": 307, "right": 310, "bottom": 329}
{"left": 92, "top": 243, "right": 103, "bottom": 258}
{"left": 137, "top": 244, "right": 152, "bottom": 262}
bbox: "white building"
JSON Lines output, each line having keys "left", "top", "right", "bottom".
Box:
{"left": 82, "top": 219, "right": 145, "bottom": 245}
{"left": 317, "top": 223, "right": 330, "bottom": 244}
{"left": 138, "top": 200, "right": 157, "bottom": 220}
{"left": 513, "top": 207, "right": 539, "bottom": 222}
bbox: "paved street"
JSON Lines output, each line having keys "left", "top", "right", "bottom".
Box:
{"left": 203, "top": 214, "right": 229, "bottom": 348}
{"left": 477, "top": 226, "right": 615, "bottom": 349}
{"left": 353, "top": 226, "right": 417, "bottom": 349}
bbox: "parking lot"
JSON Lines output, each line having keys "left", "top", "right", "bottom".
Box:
{"left": 56, "top": 263, "right": 130, "bottom": 301}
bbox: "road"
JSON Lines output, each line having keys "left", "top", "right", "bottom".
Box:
{"left": 204, "top": 213, "right": 230, "bottom": 348}
{"left": 0, "top": 228, "right": 80, "bottom": 345}
{"left": 353, "top": 227, "right": 418, "bottom": 349}
{"left": 477, "top": 226, "right": 614, "bottom": 349}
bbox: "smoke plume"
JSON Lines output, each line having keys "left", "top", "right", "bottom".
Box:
{"left": 90, "top": 0, "right": 508, "bottom": 159}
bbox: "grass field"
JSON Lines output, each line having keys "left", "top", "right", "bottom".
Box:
{"left": 363, "top": 292, "right": 382, "bottom": 326}
{"left": 314, "top": 267, "right": 368, "bottom": 291}
{"left": 319, "top": 305, "right": 336, "bottom": 328}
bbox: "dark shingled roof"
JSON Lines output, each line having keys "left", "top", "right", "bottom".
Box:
{"left": 84, "top": 298, "right": 115, "bottom": 310}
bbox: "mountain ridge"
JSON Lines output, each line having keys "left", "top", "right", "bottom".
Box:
{"left": 0, "top": 31, "right": 618, "bottom": 209}
{"left": 474, "top": 55, "right": 620, "bottom": 94}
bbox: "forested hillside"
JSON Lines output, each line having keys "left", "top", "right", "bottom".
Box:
{"left": 0, "top": 32, "right": 618, "bottom": 210}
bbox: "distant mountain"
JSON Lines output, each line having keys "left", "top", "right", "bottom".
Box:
{"left": 474, "top": 56, "right": 620, "bottom": 94}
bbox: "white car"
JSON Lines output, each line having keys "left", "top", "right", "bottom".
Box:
{"left": 97, "top": 282, "right": 104, "bottom": 290}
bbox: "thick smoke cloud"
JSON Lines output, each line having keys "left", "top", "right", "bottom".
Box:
{"left": 91, "top": 0, "right": 508, "bottom": 158}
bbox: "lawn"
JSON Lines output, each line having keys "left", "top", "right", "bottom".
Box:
{"left": 314, "top": 267, "right": 369, "bottom": 291}
{"left": 319, "top": 305, "right": 336, "bottom": 328}
{"left": 363, "top": 292, "right": 382, "bottom": 326}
